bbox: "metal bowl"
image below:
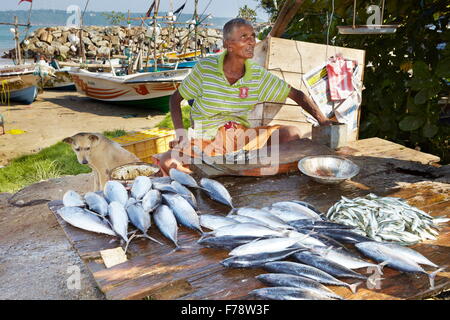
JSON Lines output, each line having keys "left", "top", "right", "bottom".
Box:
{"left": 298, "top": 156, "right": 359, "bottom": 185}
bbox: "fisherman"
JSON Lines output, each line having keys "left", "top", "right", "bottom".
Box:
{"left": 158, "top": 18, "right": 332, "bottom": 175}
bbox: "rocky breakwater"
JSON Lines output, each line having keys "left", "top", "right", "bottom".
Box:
{"left": 3, "top": 25, "right": 223, "bottom": 60}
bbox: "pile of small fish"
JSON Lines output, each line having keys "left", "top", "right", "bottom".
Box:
{"left": 57, "top": 168, "right": 236, "bottom": 252}
{"left": 110, "top": 163, "right": 160, "bottom": 180}
{"left": 197, "top": 200, "right": 445, "bottom": 300}
{"left": 326, "top": 193, "right": 449, "bottom": 244}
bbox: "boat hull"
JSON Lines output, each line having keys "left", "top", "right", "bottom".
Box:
{"left": 9, "top": 85, "right": 38, "bottom": 104}
{"left": 0, "top": 66, "right": 39, "bottom": 104}
{"left": 70, "top": 69, "right": 189, "bottom": 111}
{"left": 43, "top": 69, "right": 75, "bottom": 90}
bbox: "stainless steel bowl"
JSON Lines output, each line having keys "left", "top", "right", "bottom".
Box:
{"left": 298, "top": 155, "right": 359, "bottom": 184}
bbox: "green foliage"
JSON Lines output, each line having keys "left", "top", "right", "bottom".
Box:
{"left": 102, "top": 11, "right": 127, "bottom": 25}
{"left": 258, "top": 0, "right": 450, "bottom": 163}
{"left": 237, "top": 5, "right": 258, "bottom": 23}
{"left": 156, "top": 104, "right": 192, "bottom": 129}
{"left": 0, "top": 130, "right": 128, "bottom": 193}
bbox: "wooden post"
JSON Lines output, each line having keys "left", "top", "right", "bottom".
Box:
{"left": 194, "top": 0, "right": 198, "bottom": 59}
{"left": 153, "top": 0, "right": 160, "bottom": 72}
{"left": 270, "top": 0, "right": 304, "bottom": 37}
{"left": 14, "top": 16, "right": 22, "bottom": 65}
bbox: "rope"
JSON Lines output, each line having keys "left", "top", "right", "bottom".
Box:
{"left": 0, "top": 80, "right": 11, "bottom": 135}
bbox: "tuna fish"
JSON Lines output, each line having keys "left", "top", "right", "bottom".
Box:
{"left": 232, "top": 207, "right": 292, "bottom": 230}
{"left": 104, "top": 181, "right": 128, "bottom": 206}
{"left": 271, "top": 201, "right": 322, "bottom": 220}
{"left": 162, "top": 193, "right": 203, "bottom": 233}
{"left": 249, "top": 286, "right": 336, "bottom": 300}
{"left": 256, "top": 274, "right": 344, "bottom": 300}
{"left": 373, "top": 242, "right": 438, "bottom": 268}
{"left": 153, "top": 204, "right": 179, "bottom": 247}
{"left": 169, "top": 168, "right": 199, "bottom": 188}
{"left": 288, "top": 219, "right": 355, "bottom": 231}
{"left": 197, "top": 235, "right": 266, "bottom": 250}
{"left": 62, "top": 190, "right": 85, "bottom": 207}
{"left": 207, "top": 223, "right": 288, "bottom": 238}
{"left": 292, "top": 251, "right": 367, "bottom": 280}
{"left": 318, "top": 229, "right": 374, "bottom": 244}
{"left": 84, "top": 192, "right": 108, "bottom": 216}
{"left": 108, "top": 201, "right": 130, "bottom": 242}
{"left": 152, "top": 182, "right": 178, "bottom": 193}
{"left": 355, "top": 241, "right": 445, "bottom": 288}
{"left": 221, "top": 248, "right": 302, "bottom": 268}
{"left": 200, "top": 178, "right": 234, "bottom": 208}
{"left": 288, "top": 200, "right": 323, "bottom": 216}
{"left": 57, "top": 206, "right": 116, "bottom": 236}
{"left": 199, "top": 214, "right": 237, "bottom": 230}
{"left": 229, "top": 237, "right": 304, "bottom": 256}
{"left": 264, "top": 261, "right": 361, "bottom": 293}
{"left": 130, "top": 176, "right": 152, "bottom": 200}
{"left": 228, "top": 214, "right": 271, "bottom": 227}
{"left": 141, "top": 189, "right": 162, "bottom": 213}
{"left": 171, "top": 180, "right": 198, "bottom": 210}
{"left": 126, "top": 202, "right": 162, "bottom": 245}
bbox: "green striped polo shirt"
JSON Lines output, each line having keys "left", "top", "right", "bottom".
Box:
{"left": 178, "top": 50, "right": 291, "bottom": 139}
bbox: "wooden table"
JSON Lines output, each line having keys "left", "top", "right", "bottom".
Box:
{"left": 48, "top": 138, "right": 450, "bottom": 300}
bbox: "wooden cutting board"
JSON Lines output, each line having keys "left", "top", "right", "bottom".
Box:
{"left": 190, "top": 138, "right": 333, "bottom": 177}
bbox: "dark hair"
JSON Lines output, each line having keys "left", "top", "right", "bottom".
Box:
{"left": 223, "top": 18, "right": 253, "bottom": 41}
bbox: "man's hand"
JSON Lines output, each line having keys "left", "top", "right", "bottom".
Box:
{"left": 169, "top": 128, "right": 188, "bottom": 149}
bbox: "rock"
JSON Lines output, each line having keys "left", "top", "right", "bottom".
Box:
{"left": 59, "top": 45, "right": 70, "bottom": 55}
{"left": 97, "top": 46, "right": 110, "bottom": 56}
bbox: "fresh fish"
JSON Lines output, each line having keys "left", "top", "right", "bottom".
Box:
{"left": 153, "top": 204, "right": 179, "bottom": 247}
{"left": 199, "top": 214, "right": 237, "bottom": 230}
{"left": 292, "top": 251, "right": 367, "bottom": 280}
{"left": 375, "top": 242, "right": 438, "bottom": 268}
{"left": 169, "top": 168, "right": 199, "bottom": 188}
{"left": 141, "top": 189, "right": 161, "bottom": 213}
{"left": 228, "top": 214, "right": 272, "bottom": 227}
{"left": 263, "top": 261, "right": 360, "bottom": 293}
{"left": 308, "top": 232, "right": 349, "bottom": 251}
{"left": 249, "top": 286, "right": 336, "bottom": 300}
{"left": 125, "top": 197, "right": 137, "bottom": 209}
{"left": 197, "top": 235, "right": 266, "bottom": 250}
{"left": 108, "top": 201, "right": 129, "bottom": 242}
{"left": 288, "top": 219, "right": 355, "bottom": 230}
{"left": 207, "top": 223, "right": 287, "bottom": 238}
{"left": 232, "top": 207, "right": 293, "bottom": 230}
{"left": 229, "top": 237, "right": 305, "bottom": 256}
{"left": 162, "top": 193, "right": 203, "bottom": 233}
{"left": 171, "top": 180, "right": 198, "bottom": 210}
{"left": 318, "top": 229, "right": 374, "bottom": 244}
{"left": 200, "top": 178, "right": 234, "bottom": 208}
{"left": 221, "top": 248, "right": 302, "bottom": 268}
{"left": 126, "top": 202, "right": 162, "bottom": 245}
{"left": 104, "top": 181, "right": 128, "bottom": 206}
{"left": 57, "top": 206, "right": 116, "bottom": 236}
{"left": 84, "top": 192, "right": 108, "bottom": 216}
{"left": 151, "top": 176, "right": 172, "bottom": 184}
{"left": 265, "top": 206, "right": 316, "bottom": 222}
{"left": 355, "top": 241, "right": 444, "bottom": 288}
{"left": 271, "top": 201, "right": 322, "bottom": 220}
{"left": 63, "top": 190, "right": 85, "bottom": 207}
{"left": 152, "top": 182, "right": 178, "bottom": 193}
{"left": 310, "top": 246, "right": 386, "bottom": 272}
{"left": 288, "top": 200, "right": 323, "bottom": 216}
{"left": 285, "top": 230, "right": 327, "bottom": 247}
{"left": 130, "top": 176, "right": 152, "bottom": 200}
{"left": 256, "top": 274, "right": 344, "bottom": 300}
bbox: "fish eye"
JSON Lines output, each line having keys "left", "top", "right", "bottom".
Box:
{"left": 75, "top": 147, "right": 80, "bottom": 151}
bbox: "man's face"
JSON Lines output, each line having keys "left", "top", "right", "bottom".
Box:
{"left": 225, "top": 24, "right": 256, "bottom": 59}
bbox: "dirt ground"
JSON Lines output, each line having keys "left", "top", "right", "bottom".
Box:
{"left": 0, "top": 90, "right": 166, "bottom": 166}
{"left": 0, "top": 90, "right": 168, "bottom": 299}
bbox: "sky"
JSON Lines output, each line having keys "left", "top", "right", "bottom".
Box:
{"left": 3, "top": 0, "right": 269, "bottom": 20}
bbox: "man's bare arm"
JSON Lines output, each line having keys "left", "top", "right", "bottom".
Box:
{"left": 169, "top": 90, "right": 188, "bottom": 147}
{"left": 288, "top": 87, "right": 332, "bottom": 125}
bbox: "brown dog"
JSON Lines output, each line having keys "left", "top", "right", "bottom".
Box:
{"left": 63, "top": 132, "right": 140, "bottom": 191}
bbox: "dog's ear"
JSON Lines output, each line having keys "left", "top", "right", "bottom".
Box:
{"left": 88, "top": 134, "right": 100, "bottom": 145}
{"left": 63, "top": 137, "right": 74, "bottom": 145}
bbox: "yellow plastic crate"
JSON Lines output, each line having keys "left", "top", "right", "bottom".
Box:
{"left": 112, "top": 128, "right": 175, "bottom": 164}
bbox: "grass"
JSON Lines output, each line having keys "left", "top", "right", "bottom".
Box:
{"left": 0, "top": 130, "right": 127, "bottom": 193}
{"left": 156, "top": 101, "right": 192, "bottom": 129}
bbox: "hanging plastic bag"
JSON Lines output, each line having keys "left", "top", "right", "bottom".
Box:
{"left": 326, "top": 55, "right": 356, "bottom": 101}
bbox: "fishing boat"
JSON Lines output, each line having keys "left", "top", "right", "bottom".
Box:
{"left": 42, "top": 66, "right": 76, "bottom": 90}
{"left": 69, "top": 68, "right": 190, "bottom": 111}
{"left": 0, "top": 64, "right": 39, "bottom": 104}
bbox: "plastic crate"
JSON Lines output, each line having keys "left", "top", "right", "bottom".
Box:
{"left": 112, "top": 128, "right": 175, "bottom": 164}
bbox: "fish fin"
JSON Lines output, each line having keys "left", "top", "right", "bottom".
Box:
{"left": 198, "top": 231, "right": 213, "bottom": 241}
{"left": 226, "top": 208, "right": 237, "bottom": 216}
{"left": 377, "top": 261, "right": 389, "bottom": 275}
{"left": 428, "top": 266, "right": 446, "bottom": 289}
{"left": 349, "top": 282, "right": 362, "bottom": 294}
{"left": 123, "top": 231, "right": 139, "bottom": 254}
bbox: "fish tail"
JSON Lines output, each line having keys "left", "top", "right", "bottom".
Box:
{"left": 349, "top": 281, "right": 362, "bottom": 294}
{"left": 142, "top": 233, "right": 164, "bottom": 245}
{"left": 377, "top": 261, "right": 390, "bottom": 275}
{"left": 123, "top": 231, "right": 138, "bottom": 254}
{"left": 428, "top": 266, "right": 446, "bottom": 289}
{"left": 226, "top": 207, "right": 237, "bottom": 216}
{"left": 198, "top": 231, "right": 213, "bottom": 241}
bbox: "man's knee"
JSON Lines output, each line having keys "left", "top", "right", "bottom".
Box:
{"left": 278, "top": 125, "right": 302, "bottom": 142}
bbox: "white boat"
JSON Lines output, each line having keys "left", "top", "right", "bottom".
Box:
{"left": 0, "top": 64, "right": 39, "bottom": 104}
{"left": 42, "top": 66, "right": 75, "bottom": 90}
{"left": 69, "top": 68, "right": 191, "bottom": 111}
